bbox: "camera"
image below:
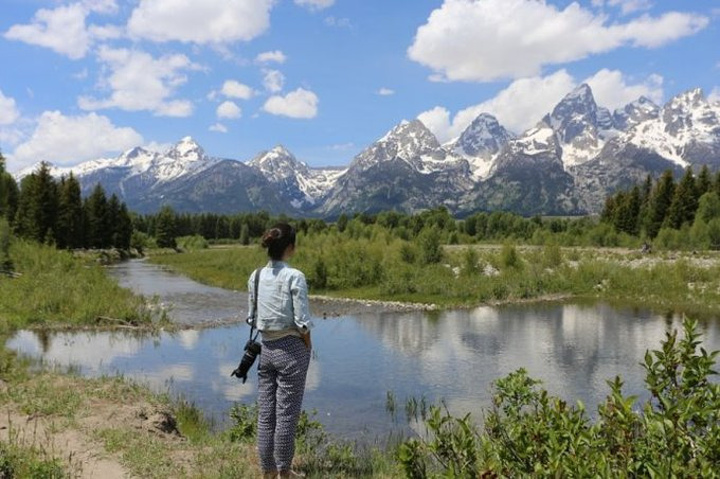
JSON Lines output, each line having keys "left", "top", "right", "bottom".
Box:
{"left": 230, "top": 339, "right": 262, "bottom": 383}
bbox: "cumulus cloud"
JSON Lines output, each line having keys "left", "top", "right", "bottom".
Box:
{"left": 710, "top": 87, "right": 720, "bottom": 104}
{"left": 0, "top": 90, "right": 20, "bottom": 126}
{"left": 127, "top": 0, "right": 274, "bottom": 44}
{"left": 256, "top": 50, "right": 286, "bottom": 64}
{"left": 324, "top": 16, "right": 352, "bottom": 28}
{"left": 408, "top": 0, "right": 708, "bottom": 82}
{"left": 417, "top": 69, "right": 664, "bottom": 142}
{"left": 263, "top": 88, "right": 319, "bottom": 119}
{"left": 220, "top": 80, "right": 255, "bottom": 100}
{"left": 4, "top": 4, "right": 92, "bottom": 59}
{"left": 295, "top": 0, "right": 335, "bottom": 11}
{"left": 593, "top": 0, "right": 653, "bottom": 15}
{"left": 9, "top": 111, "right": 142, "bottom": 169}
{"left": 263, "top": 69, "right": 285, "bottom": 93}
{"left": 217, "top": 101, "right": 242, "bottom": 119}
{"left": 78, "top": 46, "right": 199, "bottom": 117}
{"left": 378, "top": 88, "right": 395, "bottom": 96}
{"left": 584, "top": 69, "right": 663, "bottom": 109}
{"left": 209, "top": 123, "right": 228, "bottom": 133}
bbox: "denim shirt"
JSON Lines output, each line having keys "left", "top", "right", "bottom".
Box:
{"left": 247, "top": 261, "right": 313, "bottom": 334}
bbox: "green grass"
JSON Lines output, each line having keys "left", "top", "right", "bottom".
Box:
{"left": 148, "top": 238, "right": 720, "bottom": 316}
{"left": 0, "top": 240, "right": 154, "bottom": 333}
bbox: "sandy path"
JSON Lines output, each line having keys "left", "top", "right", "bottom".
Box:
{"left": 1, "top": 406, "right": 130, "bottom": 478}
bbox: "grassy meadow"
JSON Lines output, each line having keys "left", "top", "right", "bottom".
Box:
{"left": 149, "top": 231, "right": 720, "bottom": 317}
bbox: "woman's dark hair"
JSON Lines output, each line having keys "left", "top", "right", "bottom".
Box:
{"left": 261, "top": 223, "right": 296, "bottom": 260}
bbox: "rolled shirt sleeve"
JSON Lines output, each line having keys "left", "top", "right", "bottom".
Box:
{"left": 246, "top": 269, "right": 257, "bottom": 326}
{"left": 290, "top": 272, "right": 314, "bottom": 333}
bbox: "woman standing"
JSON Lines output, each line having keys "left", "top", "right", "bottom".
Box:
{"left": 248, "top": 223, "right": 313, "bottom": 479}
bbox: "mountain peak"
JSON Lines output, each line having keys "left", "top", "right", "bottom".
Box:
{"left": 454, "top": 112, "right": 513, "bottom": 157}
{"left": 668, "top": 88, "right": 706, "bottom": 109}
{"left": 168, "top": 137, "right": 205, "bottom": 162}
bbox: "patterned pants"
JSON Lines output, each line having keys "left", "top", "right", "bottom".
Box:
{"left": 257, "top": 335, "right": 311, "bottom": 473}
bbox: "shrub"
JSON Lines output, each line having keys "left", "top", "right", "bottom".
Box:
{"left": 397, "top": 318, "right": 719, "bottom": 477}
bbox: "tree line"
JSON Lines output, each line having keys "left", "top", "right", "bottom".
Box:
{"left": 0, "top": 160, "right": 133, "bottom": 250}
{"left": 601, "top": 166, "right": 720, "bottom": 249}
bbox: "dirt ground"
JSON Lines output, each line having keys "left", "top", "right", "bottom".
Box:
{"left": 0, "top": 376, "right": 187, "bottom": 478}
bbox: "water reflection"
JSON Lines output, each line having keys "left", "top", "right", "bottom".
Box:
{"left": 7, "top": 302, "right": 719, "bottom": 439}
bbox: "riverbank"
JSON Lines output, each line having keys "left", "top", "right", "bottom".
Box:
{"left": 147, "top": 243, "right": 720, "bottom": 318}
{"left": 0, "top": 241, "right": 157, "bottom": 334}
{"left": 0, "top": 348, "right": 402, "bottom": 478}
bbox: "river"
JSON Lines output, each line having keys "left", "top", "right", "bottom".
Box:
{"left": 6, "top": 259, "right": 720, "bottom": 440}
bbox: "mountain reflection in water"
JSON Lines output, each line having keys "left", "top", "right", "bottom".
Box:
{"left": 8, "top": 301, "right": 719, "bottom": 439}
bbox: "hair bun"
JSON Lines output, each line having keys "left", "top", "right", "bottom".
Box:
{"left": 261, "top": 228, "right": 282, "bottom": 248}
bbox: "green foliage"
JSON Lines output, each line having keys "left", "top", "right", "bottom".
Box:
{"left": 12, "top": 165, "right": 132, "bottom": 251}
{"left": 155, "top": 205, "right": 177, "bottom": 249}
{"left": 226, "top": 402, "right": 258, "bottom": 443}
{"left": 0, "top": 240, "right": 152, "bottom": 329}
{"left": 0, "top": 217, "right": 12, "bottom": 273}
{"left": 0, "top": 152, "right": 19, "bottom": 221}
{"left": 665, "top": 167, "right": 698, "bottom": 229}
{"left": 499, "top": 242, "right": 522, "bottom": 270}
{"left": 417, "top": 227, "right": 444, "bottom": 264}
{"left": 398, "top": 318, "right": 719, "bottom": 477}
{"left": 176, "top": 235, "right": 209, "bottom": 251}
{"left": 0, "top": 441, "right": 67, "bottom": 478}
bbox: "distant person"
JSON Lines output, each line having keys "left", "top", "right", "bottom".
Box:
{"left": 247, "top": 223, "right": 313, "bottom": 479}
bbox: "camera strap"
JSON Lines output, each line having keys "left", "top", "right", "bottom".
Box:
{"left": 249, "top": 268, "right": 261, "bottom": 342}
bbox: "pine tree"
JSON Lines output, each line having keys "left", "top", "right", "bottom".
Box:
{"left": 239, "top": 223, "right": 250, "bottom": 245}
{"left": 14, "top": 163, "right": 58, "bottom": 242}
{"left": 115, "top": 203, "right": 133, "bottom": 250}
{"left": 107, "top": 194, "right": 122, "bottom": 247}
{"left": 84, "top": 184, "right": 111, "bottom": 248}
{"left": 647, "top": 170, "right": 676, "bottom": 238}
{"left": 613, "top": 186, "right": 641, "bottom": 235}
{"left": 155, "top": 205, "right": 177, "bottom": 248}
{"left": 715, "top": 171, "right": 720, "bottom": 196}
{"left": 56, "top": 174, "right": 84, "bottom": 249}
{"left": 696, "top": 165, "right": 712, "bottom": 197}
{"left": 665, "top": 167, "right": 698, "bottom": 229}
{"left": 0, "top": 153, "right": 19, "bottom": 221}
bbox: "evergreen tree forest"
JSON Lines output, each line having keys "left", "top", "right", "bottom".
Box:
{"left": 601, "top": 166, "right": 720, "bottom": 249}
{"left": 2, "top": 162, "right": 132, "bottom": 250}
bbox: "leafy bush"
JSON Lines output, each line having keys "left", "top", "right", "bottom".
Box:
{"left": 398, "top": 318, "right": 719, "bottom": 477}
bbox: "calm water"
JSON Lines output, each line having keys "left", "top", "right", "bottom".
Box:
{"left": 6, "top": 260, "right": 720, "bottom": 440}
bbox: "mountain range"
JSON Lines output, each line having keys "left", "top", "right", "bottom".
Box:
{"left": 15, "top": 85, "right": 720, "bottom": 217}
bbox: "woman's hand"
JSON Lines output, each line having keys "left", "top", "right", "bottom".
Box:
{"left": 302, "top": 331, "right": 312, "bottom": 351}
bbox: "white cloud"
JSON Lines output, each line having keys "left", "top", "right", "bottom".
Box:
{"left": 0, "top": 90, "right": 20, "bottom": 126}
{"left": 4, "top": 4, "right": 91, "bottom": 59}
{"left": 209, "top": 123, "right": 228, "bottom": 133}
{"left": 127, "top": 0, "right": 274, "bottom": 44}
{"left": 221, "top": 80, "right": 254, "bottom": 100}
{"left": 263, "top": 69, "right": 285, "bottom": 93}
{"left": 9, "top": 111, "right": 143, "bottom": 169}
{"left": 324, "top": 16, "right": 352, "bottom": 28}
{"left": 594, "top": 0, "right": 653, "bottom": 15}
{"left": 417, "top": 69, "right": 664, "bottom": 142}
{"left": 710, "top": 88, "right": 720, "bottom": 104}
{"left": 82, "top": 0, "right": 119, "bottom": 14}
{"left": 78, "top": 46, "right": 200, "bottom": 117}
{"left": 419, "top": 70, "right": 576, "bottom": 141}
{"left": 378, "top": 88, "right": 395, "bottom": 96}
{"left": 256, "top": 50, "right": 287, "bottom": 64}
{"left": 584, "top": 69, "right": 663, "bottom": 110}
{"left": 217, "top": 101, "right": 242, "bottom": 119}
{"left": 295, "top": 0, "right": 335, "bottom": 11}
{"left": 263, "top": 88, "right": 319, "bottom": 119}
{"left": 408, "top": 0, "right": 708, "bottom": 82}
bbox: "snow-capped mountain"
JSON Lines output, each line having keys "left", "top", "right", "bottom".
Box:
{"left": 13, "top": 85, "right": 720, "bottom": 216}
{"left": 319, "top": 120, "right": 473, "bottom": 215}
{"left": 447, "top": 113, "right": 514, "bottom": 180}
{"left": 248, "top": 146, "right": 345, "bottom": 209}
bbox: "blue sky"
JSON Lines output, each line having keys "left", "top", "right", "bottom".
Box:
{"left": 0, "top": 0, "right": 718, "bottom": 172}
